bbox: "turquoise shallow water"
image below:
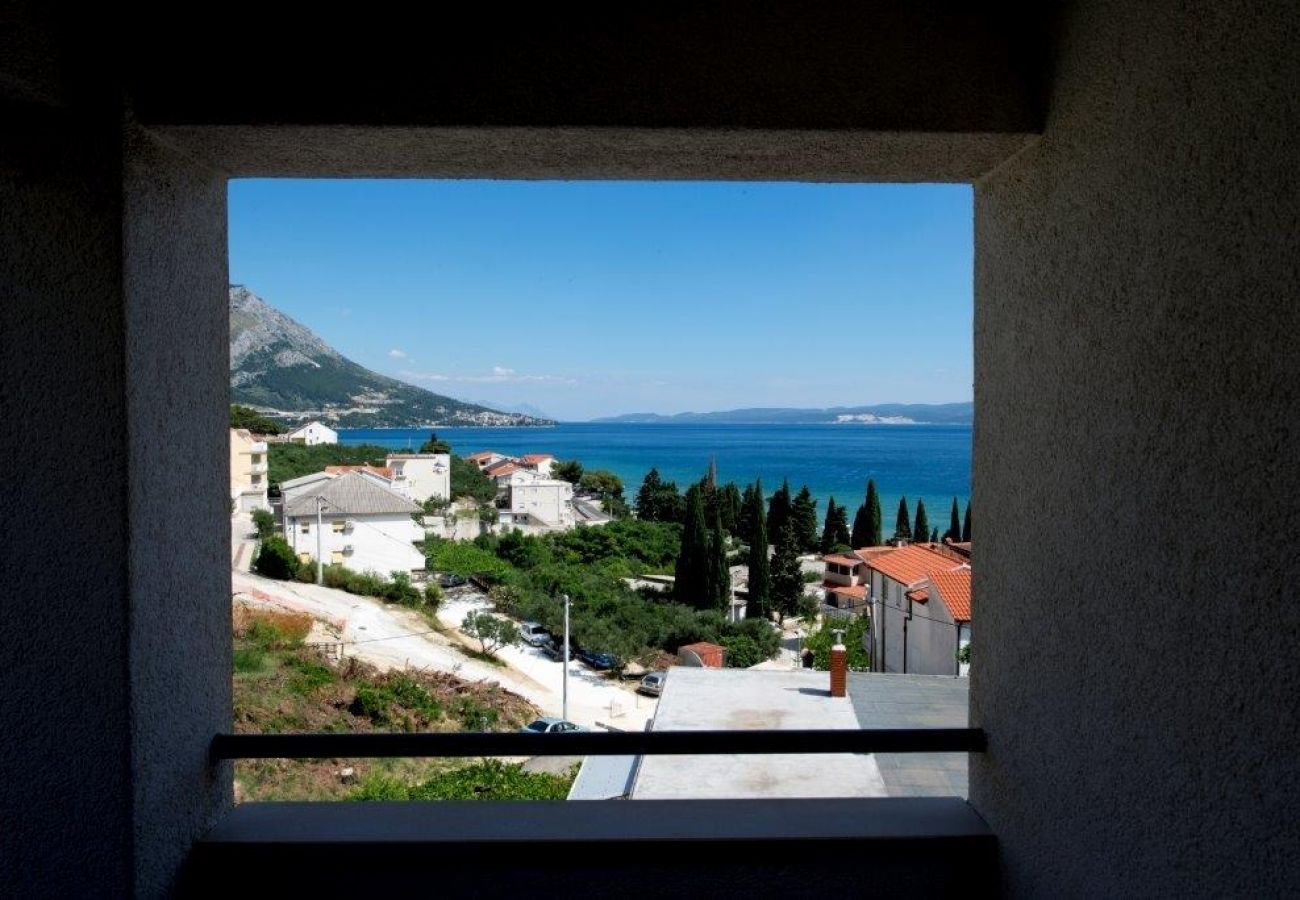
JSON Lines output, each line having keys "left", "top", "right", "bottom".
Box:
{"left": 339, "top": 422, "right": 971, "bottom": 530}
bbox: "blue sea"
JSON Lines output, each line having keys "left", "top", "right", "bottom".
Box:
{"left": 339, "top": 423, "right": 971, "bottom": 526}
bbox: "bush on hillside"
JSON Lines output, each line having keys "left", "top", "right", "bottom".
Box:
{"left": 253, "top": 535, "right": 298, "bottom": 580}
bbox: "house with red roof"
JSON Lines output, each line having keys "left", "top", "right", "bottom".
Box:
{"left": 821, "top": 552, "right": 868, "bottom": 610}
{"left": 519, "top": 453, "right": 555, "bottom": 477}
{"left": 863, "top": 543, "right": 972, "bottom": 678}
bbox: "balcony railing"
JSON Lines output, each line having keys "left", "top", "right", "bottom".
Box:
{"left": 212, "top": 727, "right": 985, "bottom": 760}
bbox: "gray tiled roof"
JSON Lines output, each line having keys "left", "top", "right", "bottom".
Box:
{"left": 283, "top": 473, "right": 420, "bottom": 517}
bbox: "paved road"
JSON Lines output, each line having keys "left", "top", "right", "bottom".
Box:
{"left": 231, "top": 569, "right": 656, "bottom": 731}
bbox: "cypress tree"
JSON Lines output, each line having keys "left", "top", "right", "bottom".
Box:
{"left": 709, "top": 506, "right": 731, "bottom": 612}
{"left": 962, "top": 501, "right": 972, "bottom": 542}
{"left": 738, "top": 483, "right": 759, "bottom": 544}
{"left": 819, "top": 498, "right": 839, "bottom": 554}
{"left": 948, "top": 497, "right": 962, "bottom": 543}
{"left": 867, "top": 479, "right": 883, "bottom": 546}
{"left": 768, "top": 478, "right": 792, "bottom": 540}
{"left": 850, "top": 502, "right": 871, "bottom": 549}
{"left": 745, "top": 480, "right": 771, "bottom": 620}
{"left": 769, "top": 523, "right": 805, "bottom": 623}
{"left": 675, "top": 485, "right": 709, "bottom": 607}
{"left": 721, "top": 482, "right": 743, "bottom": 536}
{"left": 930, "top": 527, "right": 939, "bottom": 543}
{"left": 895, "top": 496, "right": 911, "bottom": 541}
{"left": 791, "top": 485, "right": 819, "bottom": 552}
{"left": 913, "top": 498, "right": 930, "bottom": 545}
{"left": 834, "top": 504, "right": 852, "bottom": 548}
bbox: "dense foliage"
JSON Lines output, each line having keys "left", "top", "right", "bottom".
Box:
{"left": 253, "top": 535, "right": 299, "bottom": 580}
{"left": 894, "top": 496, "right": 911, "bottom": 541}
{"left": 946, "top": 498, "right": 962, "bottom": 543}
{"left": 580, "top": 468, "right": 630, "bottom": 518}
{"left": 819, "top": 498, "right": 851, "bottom": 554}
{"left": 351, "top": 760, "right": 573, "bottom": 802}
{"left": 634, "top": 467, "right": 684, "bottom": 522}
{"left": 230, "top": 404, "right": 285, "bottom": 435}
{"left": 745, "top": 479, "right": 771, "bottom": 620}
{"left": 267, "top": 442, "right": 391, "bottom": 489}
{"left": 769, "top": 523, "right": 810, "bottom": 622}
{"left": 551, "top": 459, "right": 583, "bottom": 484}
{"left": 418, "top": 432, "right": 452, "bottom": 454}
{"left": 791, "top": 486, "right": 819, "bottom": 552}
{"left": 426, "top": 520, "right": 776, "bottom": 670}
{"left": 462, "top": 611, "right": 520, "bottom": 657}
{"left": 805, "top": 615, "right": 871, "bottom": 672}
{"left": 450, "top": 454, "right": 497, "bottom": 503}
{"left": 962, "top": 501, "right": 972, "bottom": 542}
{"left": 251, "top": 508, "right": 276, "bottom": 539}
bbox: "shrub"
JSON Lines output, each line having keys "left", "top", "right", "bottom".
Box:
{"left": 284, "top": 656, "right": 337, "bottom": 696}
{"left": 295, "top": 558, "right": 315, "bottom": 583}
{"left": 805, "top": 615, "right": 871, "bottom": 672}
{"left": 720, "top": 634, "right": 764, "bottom": 668}
{"left": 233, "top": 606, "right": 313, "bottom": 643}
{"left": 252, "top": 535, "right": 298, "bottom": 580}
{"left": 233, "top": 645, "right": 266, "bottom": 673}
{"left": 461, "top": 611, "right": 519, "bottom": 657}
{"left": 382, "top": 571, "right": 422, "bottom": 607}
{"left": 251, "top": 508, "right": 276, "bottom": 539}
{"left": 246, "top": 618, "right": 306, "bottom": 651}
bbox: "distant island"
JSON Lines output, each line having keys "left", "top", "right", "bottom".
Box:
{"left": 590, "top": 402, "right": 973, "bottom": 425}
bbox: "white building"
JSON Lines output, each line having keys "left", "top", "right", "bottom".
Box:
{"left": 385, "top": 453, "right": 451, "bottom": 503}
{"left": 283, "top": 473, "right": 425, "bottom": 575}
{"left": 499, "top": 479, "right": 575, "bottom": 532}
{"left": 864, "top": 543, "right": 972, "bottom": 677}
{"left": 229, "top": 428, "right": 269, "bottom": 512}
{"left": 519, "top": 453, "right": 555, "bottom": 477}
{"left": 285, "top": 420, "right": 338, "bottom": 445}
{"left": 465, "top": 450, "right": 509, "bottom": 471}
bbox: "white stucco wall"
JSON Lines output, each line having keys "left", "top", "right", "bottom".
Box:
{"left": 508, "top": 480, "right": 574, "bottom": 527}
{"left": 287, "top": 421, "right": 338, "bottom": 445}
{"left": 387, "top": 454, "right": 450, "bottom": 502}
{"left": 286, "top": 511, "right": 425, "bottom": 575}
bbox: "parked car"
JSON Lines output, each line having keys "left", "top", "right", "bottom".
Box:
{"left": 520, "top": 717, "right": 586, "bottom": 734}
{"left": 637, "top": 672, "right": 667, "bottom": 697}
{"left": 541, "top": 638, "right": 574, "bottom": 662}
{"left": 437, "top": 574, "right": 467, "bottom": 588}
{"left": 519, "top": 622, "right": 551, "bottom": 647}
{"left": 576, "top": 646, "right": 618, "bottom": 670}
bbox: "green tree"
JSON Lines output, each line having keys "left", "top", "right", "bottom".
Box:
{"left": 738, "top": 483, "right": 760, "bottom": 544}
{"left": 230, "top": 404, "right": 285, "bottom": 435}
{"left": 769, "top": 523, "right": 805, "bottom": 623}
{"left": 821, "top": 498, "right": 851, "bottom": 552}
{"left": 552, "top": 459, "right": 584, "bottom": 484}
{"left": 791, "top": 485, "right": 819, "bottom": 552}
{"left": 930, "top": 527, "right": 939, "bottom": 543}
{"left": 705, "top": 506, "right": 732, "bottom": 613}
{"left": 580, "top": 469, "right": 628, "bottom": 517}
{"left": 635, "top": 467, "right": 683, "bottom": 523}
{"left": 805, "top": 615, "right": 870, "bottom": 671}
{"left": 947, "top": 497, "right": 962, "bottom": 543}
{"left": 894, "top": 496, "right": 911, "bottom": 541}
{"left": 253, "top": 535, "right": 299, "bottom": 580}
{"left": 767, "top": 478, "right": 793, "bottom": 541}
{"left": 251, "top": 508, "right": 275, "bottom": 540}
{"left": 418, "top": 432, "right": 452, "bottom": 454}
{"left": 819, "top": 497, "right": 839, "bottom": 554}
{"left": 745, "top": 480, "right": 771, "bottom": 621}
{"left": 449, "top": 454, "right": 497, "bottom": 503}
{"left": 719, "top": 482, "right": 743, "bottom": 535}
{"left": 674, "top": 485, "right": 710, "bottom": 609}
{"left": 962, "top": 501, "right": 972, "bottom": 542}
{"left": 851, "top": 479, "right": 884, "bottom": 548}
{"left": 461, "top": 611, "right": 520, "bottom": 657}
{"left": 912, "top": 499, "right": 930, "bottom": 544}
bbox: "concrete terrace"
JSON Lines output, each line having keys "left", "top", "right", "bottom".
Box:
{"left": 848, "top": 673, "right": 969, "bottom": 797}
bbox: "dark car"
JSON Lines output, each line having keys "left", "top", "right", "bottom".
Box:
{"left": 541, "top": 638, "right": 574, "bottom": 662}
{"left": 437, "top": 574, "right": 467, "bottom": 588}
{"left": 576, "top": 646, "right": 618, "bottom": 670}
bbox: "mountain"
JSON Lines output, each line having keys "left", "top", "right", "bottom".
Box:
{"left": 590, "top": 402, "right": 973, "bottom": 425}
{"left": 229, "top": 286, "right": 553, "bottom": 428}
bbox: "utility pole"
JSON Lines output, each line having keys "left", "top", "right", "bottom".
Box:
{"left": 315, "top": 496, "right": 327, "bottom": 585}
{"left": 562, "top": 593, "right": 571, "bottom": 722}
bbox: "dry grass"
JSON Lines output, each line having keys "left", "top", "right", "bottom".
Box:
{"left": 233, "top": 604, "right": 313, "bottom": 642}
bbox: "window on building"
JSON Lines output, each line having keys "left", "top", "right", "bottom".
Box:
{"left": 331, "top": 550, "right": 344, "bottom": 565}
{"left": 332, "top": 521, "right": 345, "bottom": 533}
{"left": 300, "top": 522, "right": 309, "bottom": 534}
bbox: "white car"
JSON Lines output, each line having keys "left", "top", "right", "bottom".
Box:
{"left": 520, "top": 622, "right": 551, "bottom": 647}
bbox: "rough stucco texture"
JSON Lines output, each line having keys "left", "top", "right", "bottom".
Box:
{"left": 123, "top": 128, "right": 231, "bottom": 897}
{"left": 971, "top": 1, "right": 1300, "bottom": 895}
{"left": 0, "top": 111, "right": 134, "bottom": 896}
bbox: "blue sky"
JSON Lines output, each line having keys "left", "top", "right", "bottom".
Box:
{"left": 228, "top": 180, "right": 972, "bottom": 421}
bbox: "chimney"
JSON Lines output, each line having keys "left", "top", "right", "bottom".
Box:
{"left": 830, "top": 628, "right": 847, "bottom": 698}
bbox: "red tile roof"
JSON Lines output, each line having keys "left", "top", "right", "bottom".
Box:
{"left": 926, "top": 567, "right": 972, "bottom": 622}
{"left": 488, "top": 462, "right": 521, "bottom": 476}
{"left": 822, "top": 553, "right": 862, "bottom": 567}
{"left": 521, "top": 453, "right": 554, "bottom": 463}
{"left": 905, "top": 588, "right": 930, "bottom": 604}
{"left": 864, "top": 543, "right": 965, "bottom": 587}
{"left": 824, "top": 582, "right": 867, "bottom": 599}
{"left": 466, "top": 451, "right": 497, "bottom": 460}
{"left": 853, "top": 547, "right": 895, "bottom": 564}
